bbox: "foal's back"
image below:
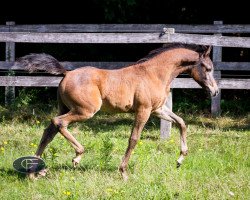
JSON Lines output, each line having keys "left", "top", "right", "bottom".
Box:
{"left": 59, "top": 66, "right": 149, "bottom": 113}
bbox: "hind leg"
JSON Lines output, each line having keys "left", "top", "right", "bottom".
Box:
{"left": 35, "top": 123, "right": 58, "bottom": 157}
{"left": 28, "top": 122, "right": 59, "bottom": 179}
{"left": 35, "top": 99, "right": 69, "bottom": 158}
{"left": 55, "top": 85, "right": 102, "bottom": 167}
{"left": 28, "top": 101, "right": 69, "bottom": 179}
{"left": 52, "top": 110, "right": 95, "bottom": 167}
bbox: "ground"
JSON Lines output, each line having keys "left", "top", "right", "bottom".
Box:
{"left": 0, "top": 107, "right": 249, "bottom": 199}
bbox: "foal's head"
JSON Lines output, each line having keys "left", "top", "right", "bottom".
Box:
{"left": 188, "top": 46, "right": 219, "bottom": 97}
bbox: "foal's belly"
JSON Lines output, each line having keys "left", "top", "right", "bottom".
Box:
{"left": 100, "top": 98, "right": 134, "bottom": 113}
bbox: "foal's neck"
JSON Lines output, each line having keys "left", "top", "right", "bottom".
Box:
{"left": 145, "top": 49, "right": 199, "bottom": 85}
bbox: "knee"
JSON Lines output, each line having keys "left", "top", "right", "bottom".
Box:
{"left": 52, "top": 118, "right": 65, "bottom": 129}
{"left": 181, "top": 150, "right": 188, "bottom": 156}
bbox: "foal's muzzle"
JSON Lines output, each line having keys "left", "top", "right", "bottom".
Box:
{"left": 203, "top": 77, "right": 219, "bottom": 97}
{"left": 206, "top": 84, "right": 219, "bottom": 97}
{"left": 211, "top": 88, "right": 219, "bottom": 97}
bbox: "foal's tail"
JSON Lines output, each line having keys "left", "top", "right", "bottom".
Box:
{"left": 15, "top": 53, "right": 67, "bottom": 75}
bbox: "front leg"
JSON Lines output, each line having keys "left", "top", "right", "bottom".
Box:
{"left": 154, "top": 105, "right": 188, "bottom": 167}
{"left": 119, "top": 107, "right": 151, "bottom": 181}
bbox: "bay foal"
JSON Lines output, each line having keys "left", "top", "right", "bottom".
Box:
{"left": 17, "top": 43, "right": 219, "bottom": 180}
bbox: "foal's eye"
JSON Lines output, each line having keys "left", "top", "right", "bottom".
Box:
{"left": 203, "top": 64, "right": 212, "bottom": 72}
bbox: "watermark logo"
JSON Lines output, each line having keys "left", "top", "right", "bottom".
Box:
{"left": 13, "top": 156, "right": 46, "bottom": 174}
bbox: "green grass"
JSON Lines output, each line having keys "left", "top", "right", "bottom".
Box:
{"left": 0, "top": 106, "right": 249, "bottom": 200}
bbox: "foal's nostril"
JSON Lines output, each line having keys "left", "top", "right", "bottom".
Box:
{"left": 215, "top": 89, "right": 219, "bottom": 97}
{"left": 210, "top": 87, "right": 219, "bottom": 97}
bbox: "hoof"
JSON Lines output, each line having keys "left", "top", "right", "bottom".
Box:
{"left": 38, "top": 168, "right": 48, "bottom": 177}
{"left": 27, "top": 168, "right": 48, "bottom": 180}
{"left": 121, "top": 172, "right": 129, "bottom": 182}
{"left": 176, "top": 161, "right": 181, "bottom": 168}
{"left": 119, "top": 166, "right": 129, "bottom": 181}
{"left": 72, "top": 158, "right": 80, "bottom": 168}
{"left": 28, "top": 173, "right": 37, "bottom": 180}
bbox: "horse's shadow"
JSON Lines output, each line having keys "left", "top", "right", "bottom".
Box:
{"left": 49, "top": 162, "right": 119, "bottom": 173}
{"left": 0, "top": 168, "right": 27, "bottom": 180}
{"left": 0, "top": 162, "right": 120, "bottom": 179}
{"left": 76, "top": 113, "right": 161, "bottom": 140}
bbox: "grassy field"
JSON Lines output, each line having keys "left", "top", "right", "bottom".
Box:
{"left": 0, "top": 104, "right": 249, "bottom": 199}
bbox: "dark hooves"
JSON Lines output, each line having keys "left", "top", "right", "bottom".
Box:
{"left": 176, "top": 162, "right": 181, "bottom": 168}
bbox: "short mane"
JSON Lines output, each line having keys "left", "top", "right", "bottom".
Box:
{"left": 137, "top": 43, "right": 208, "bottom": 64}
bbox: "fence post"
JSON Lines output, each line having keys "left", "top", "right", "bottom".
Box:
{"left": 211, "top": 21, "right": 222, "bottom": 117}
{"left": 5, "top": 21, "right": 15, "bottom": 106}
{"left": 160, "top": 90, "right": 172, "bottom": 139}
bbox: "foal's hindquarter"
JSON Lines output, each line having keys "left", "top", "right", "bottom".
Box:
{"left": 35, "top": 49, "right": 196, "bottom": 180}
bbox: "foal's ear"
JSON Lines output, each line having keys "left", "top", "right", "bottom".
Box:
{"left": 200, "top": 46, "right": 212, "bottom": 58}
{"left": 204, "top": 46, "right": 212, "bottom": 57}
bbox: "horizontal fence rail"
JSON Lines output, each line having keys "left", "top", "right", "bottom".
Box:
{"left": 1, "top": 24, "right": 250, "bottom": 33}
{"left": 1, "top": 61, "right": 250, "bottom": 71}
{"left": 1, "top": 32, "right": 250, "bottom": 48}
{"left": 1, "top": 76, "right": 249, "bottom": 89}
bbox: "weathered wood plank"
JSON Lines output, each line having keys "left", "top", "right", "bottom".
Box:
{"left": 215, "top": 62, "right": 250, "bottom": 71}
{"left": 1, "top": 76, "right": 249, "bottom": 89}
{"left": 171, "top": 79, "right": 201, "bottom": 88}
{"left": 0, "top": 61, "right": 131, "bottom": 70}
{"left": 1, "top": 61, "right": 250, "bottom": 71}
{"left": 212, "top": 72, "right": 221, "bottom": 116}
{"left": 0, "top": 76, "right": 62, "bottom": 87}
{"left": 1, "top": 24, "right": 250, "bottom": 33}
{"left": 61, "top": 62, "right": 129, "bottom": 70}
{"left": 0, "top": 32, "right": 250, "bottom": 48}
{"left": 170, "top": 33, "right": 250, "bottom": 48}
{"left": 217, "top": 79, "right": 250, "bottom": 89}
{"left": 211, "top": 21, "right": 222, "bottom": 117}
{"left": 160, "top": 90, "right": 172, "bottom": 139}
{"left": 172, "top": 78, "right": 250, "bottom": 89}
{"left": 0, "top": 32, "right": 170, "bottom": 43}
{"left": 5, "top": 21, "right": 15, "bottom": 106}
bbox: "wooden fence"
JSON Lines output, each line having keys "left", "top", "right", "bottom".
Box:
{"left": 0, "top": 21, "right": 250, "bottom": 138}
